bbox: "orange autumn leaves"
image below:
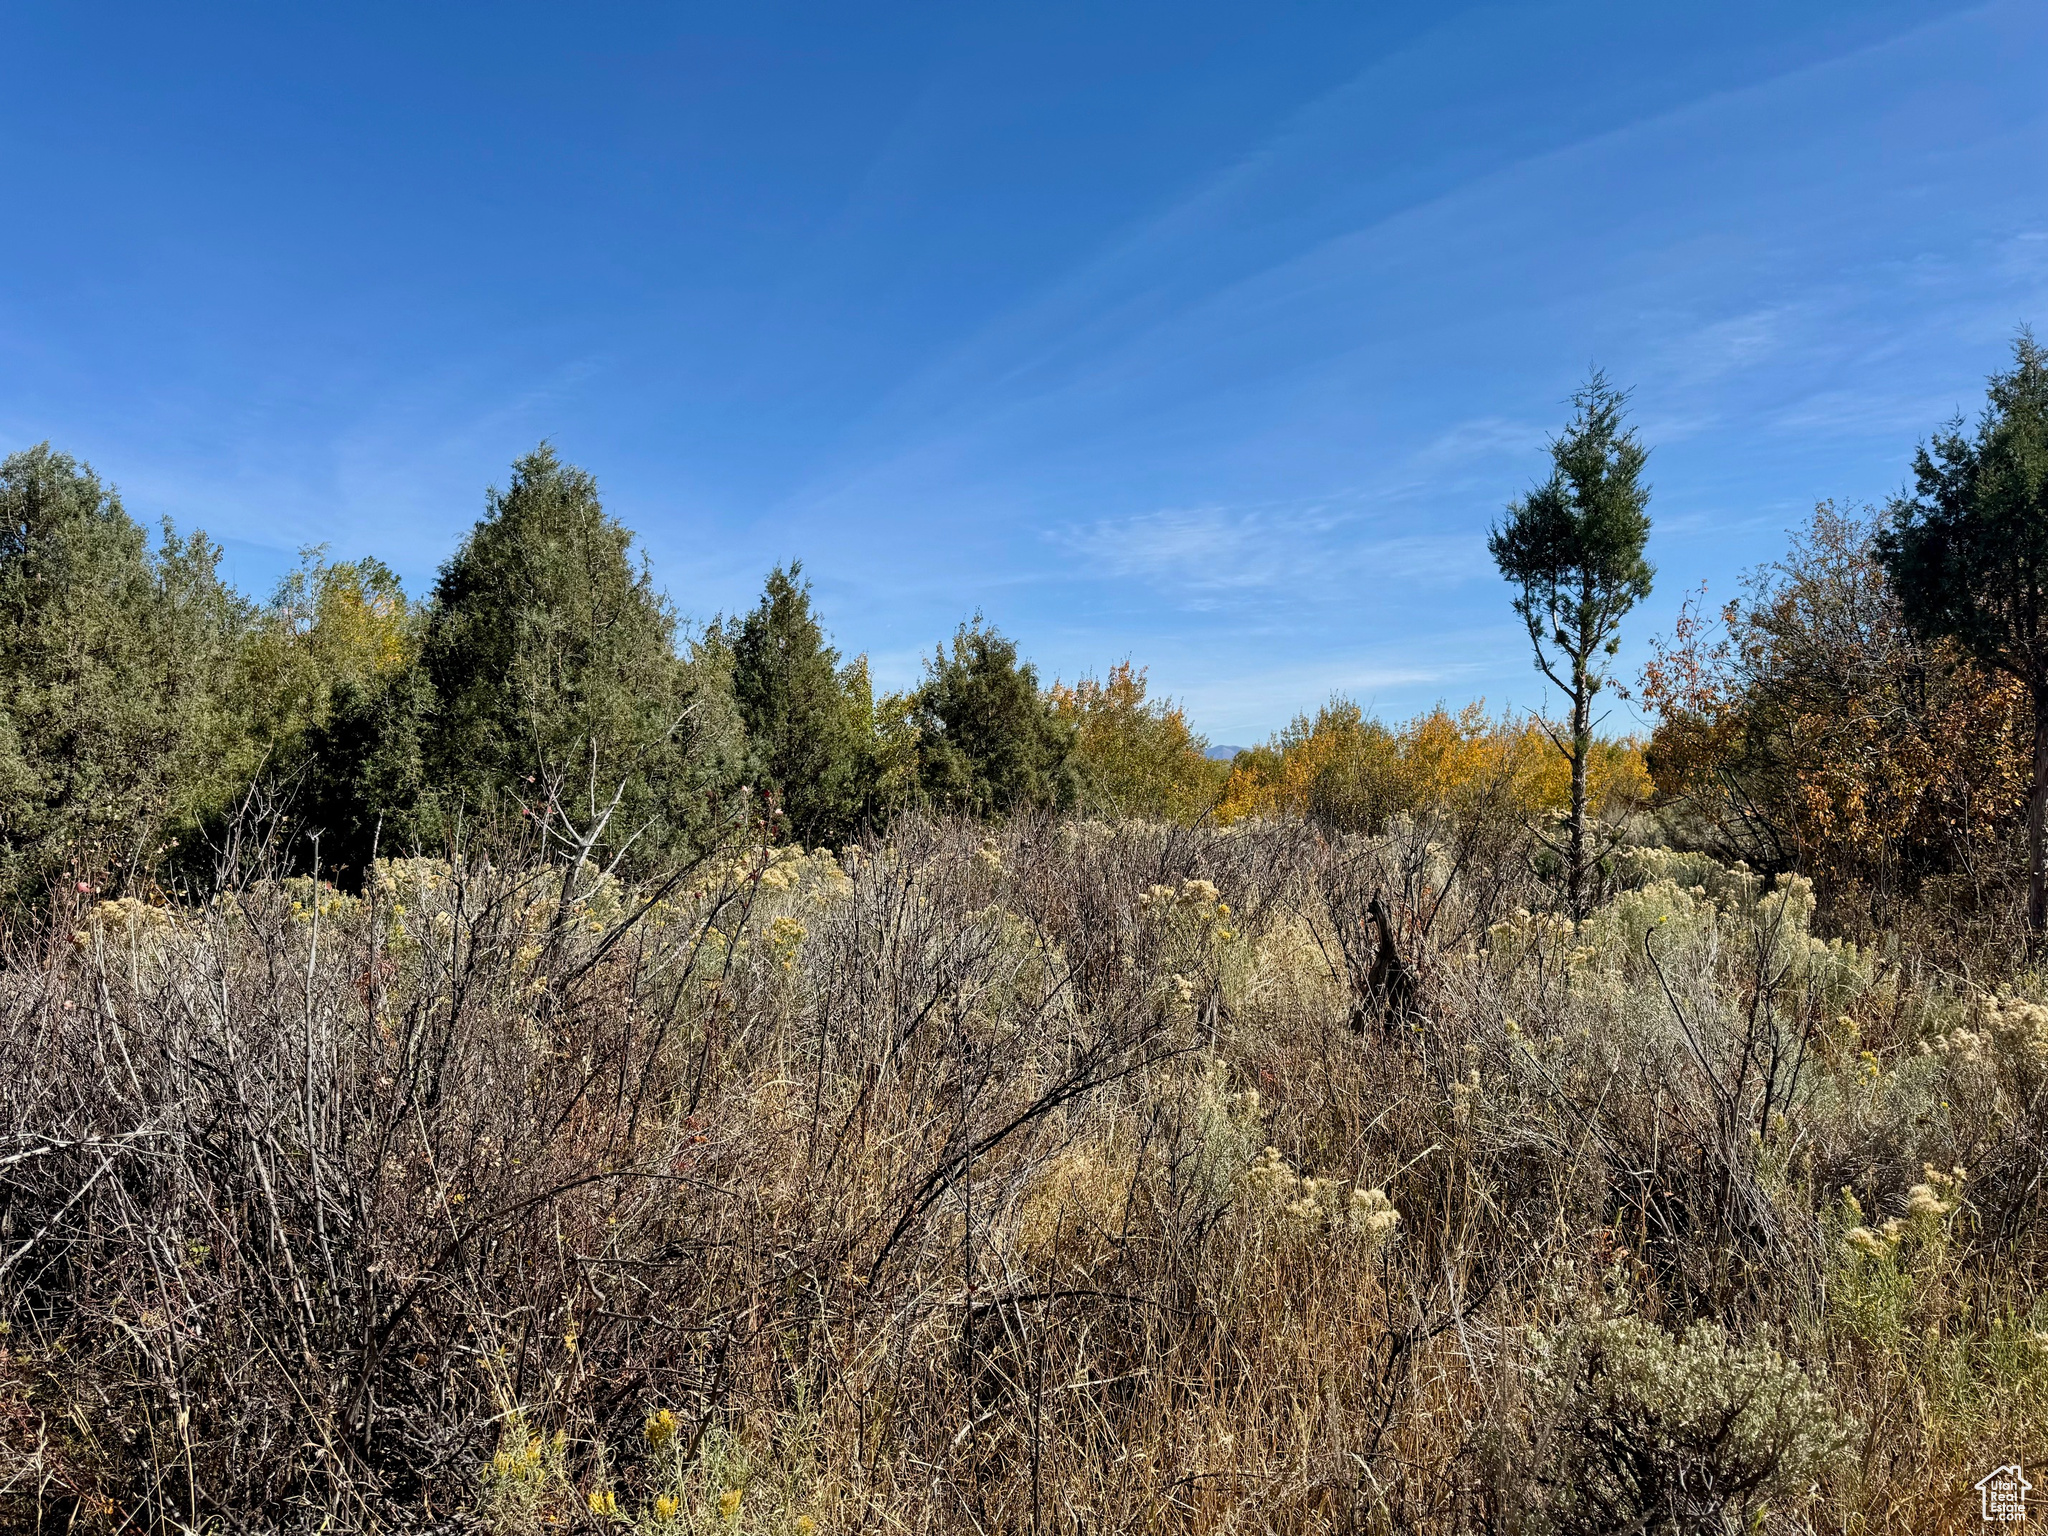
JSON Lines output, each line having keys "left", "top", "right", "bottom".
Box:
{"left": 1214, "top": 700, "right": 1649, "bottom": 830}
{"left": 1637, "top": 504, "right": 2029, "bottom": 913}
{"left": 1052, "top": 663, "right": 1651, "bottom": 832}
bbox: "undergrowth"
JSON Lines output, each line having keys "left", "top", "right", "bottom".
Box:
{"left": 1, "top": 806, "right": 2043, "bottom": 1532}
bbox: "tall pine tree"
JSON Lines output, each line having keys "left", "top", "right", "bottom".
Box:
{"left": 728, "top": 563, "right": 875, "bottom": 847}
{"left": 1490, "top": 372, "right": 1653, "bottom": 918}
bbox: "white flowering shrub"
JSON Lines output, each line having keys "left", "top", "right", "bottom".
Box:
{"left": 14, "top": 810, "right": 2044, "bottom": 1530}
{"left": 1921, "top": 992, "right": 2048, "bottom": 1109}
{"left": 1577, "top": 875, "right": 1722, "bottom": 980}
{"left": 1610, "top": 844, "right": 1744, "bottom": 901}
{"left": 82, "top": 893, "right": 186, "bottom": 964}
{"left": 1177, "top": 1058, "right": 1267, "bottom": 1209}
{"left": 1237, "top": 1142, "right": 1402, "bottom": 1253}
{"left": 1520, "top": 1316, "right": 1851, "bottom": 1535}
{"left": 1824, "top": 1170, "right": 2048, "bottom": 1467}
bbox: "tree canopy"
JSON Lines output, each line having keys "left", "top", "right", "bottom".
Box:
{"left": 1490, "top": 370, "right": 1653, "bottom": 915}
{"left": 240, "top": 548, "right": 415, "bottom": 765}
{"left": 1489, "top": 371, "right": 1654, "bottom": 683}
{"left": 422, "top": 446, "right": 743, "bottom": 865}
{"left": 299, "top": 446, "right": 744, "bottom": 878}
{"left": 0, "top": 444, "right": 249, "bottom": 896}
{"left": 1050, "top": 662, "right": 1224, "bottom": 821}
{"left": 727, "top": 563, "right": 875, "bottom": 847}
{"left": 1878, "top": 330, "right": 2048, "bottom": 926}
{"left": 908, "top": 620, "right": 1076, "bottom": 818}
{"left": 1879, "top": 331, "right": 2048, "bottom": 683}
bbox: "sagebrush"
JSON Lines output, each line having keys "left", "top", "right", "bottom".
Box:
{"left": 2, "top": 803, "right": 2043, "bottom": 1532}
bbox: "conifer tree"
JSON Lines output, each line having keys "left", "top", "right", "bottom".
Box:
{"left": 310, "top": 446, "right": 742, "bottom": 874}
{"left": 910, "top": 620, "right": 1076, "bottom": 817}
{"left": 0, "top": 444, "right": 250, "bottom": 895}
{"left": 426, "top": 445, "right": 742, "bottom": 866}
{"left": 298, "top": 667, "right": 435, "bottom": 877}
{"left": 728, "top": 563, "right": 875, "bottom": 847}
{"left": 1879, "top": 330, "right": 2048, "bottom": 928}
{"left": 1490, "top": 372, "right": 1654, "bottom": 918}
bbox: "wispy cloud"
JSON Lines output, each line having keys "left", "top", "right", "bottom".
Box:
{"left": 1052, "top": 502, "right": 1487, "bottom": 607}
{"left": 1411, "top": 415, "right": 1551, "bottom": 468}
{"left": 1660, "top": 305, "right": 1794, "bottom": 386}
{"left": 1168, "top": 626, "right": 1520, "bottom": 741}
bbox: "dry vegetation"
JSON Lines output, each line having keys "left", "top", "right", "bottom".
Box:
{"left": 3, "top": 792, "right": 2045, "bottom": 1534}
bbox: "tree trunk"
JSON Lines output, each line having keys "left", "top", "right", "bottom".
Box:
{"left": 1569, "top": 656, "right": 1592, "bottom": 921}
{"left": 2031, "top": 682, "right": 2048, "bottom": 932}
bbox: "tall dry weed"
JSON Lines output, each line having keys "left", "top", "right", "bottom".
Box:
{"left": 1, "top": 804, "right": 2042, "bottom": 1532}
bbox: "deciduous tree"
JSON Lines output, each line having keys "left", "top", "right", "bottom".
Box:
{"left": 1878, "top": 330, "right": 2048, "bottom": 928}
{"left": 1049, "top": 661, "right": 1225, "bottom": 821}
{"left": 240, "top": 548, "right": 415, "bottom": 765}
{"left": 1643, "top": 505, "right": 2027, "bottom": 933}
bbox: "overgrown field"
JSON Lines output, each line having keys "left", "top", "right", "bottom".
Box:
{"left": 3, "top": 810, "right": 2044, "bottom": 1533}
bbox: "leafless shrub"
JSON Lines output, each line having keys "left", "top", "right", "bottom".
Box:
{"left": 0, "top": 807, "right": 2039, "bottom": 1533}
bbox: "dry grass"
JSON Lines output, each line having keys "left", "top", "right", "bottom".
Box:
{"left": 1, "top": 804, "right": 2044, "bottom": 1534}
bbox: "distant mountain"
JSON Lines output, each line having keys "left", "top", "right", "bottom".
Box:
{"left": 1204, "top": 745, "right": 1245, "bottom": 762}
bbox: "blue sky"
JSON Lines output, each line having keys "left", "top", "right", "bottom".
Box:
{"left": 3, "top": 2, "right": 2044, "bottom": 744}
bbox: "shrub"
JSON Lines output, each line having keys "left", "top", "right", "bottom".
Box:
{"left": 1518, "top": 1315, "right": 1850, "bottom": 1535}
{"left": 0, "top": 810, "right": 2036, "bottom": 1532}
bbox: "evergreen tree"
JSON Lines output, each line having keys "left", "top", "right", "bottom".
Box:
{"left": 1490, "top": 371, "right": 1654, "bottom": 918}
{"left": 909, "top": 620, "right": 1076, "bottom": 817}
{"left": 0, "top": 444, "right": 251, "bottom": 895}
{"left": 728, "top": 563, "right": 875, "bottom": 847}
{"left": 299, "top": 666, "right": 435, "bottom": 877}
{"left": 1878, "top": 330, "right": 2048, "bottom": 928}
{"left": 310, "top": 446, "right": 743, "bottom": 874}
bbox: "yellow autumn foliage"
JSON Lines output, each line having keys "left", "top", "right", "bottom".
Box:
{"left": 1215, "top": 700, "right": 1648, "bottom": 830}
{"left": 238, "top": 550, "right": 416, "bottom": 756}
{"left": 1050, "top": 661, "right": 1230, "bottom": 821}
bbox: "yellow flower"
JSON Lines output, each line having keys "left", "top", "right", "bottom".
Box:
{"left": 795, "top": 1519, "right": 816, "bottom": 1535}
{"left": 719, "top": 1488, "right": 744, "bottom": 1522}
{"left": 644, "top": 1408, "right": 679, "bottom": 1449}
{"left": 588, "top": 1489, "right": 618, "bottom": 1516}
{"left": 655, "top": 1494, "right": 679, "bottom": 1522}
